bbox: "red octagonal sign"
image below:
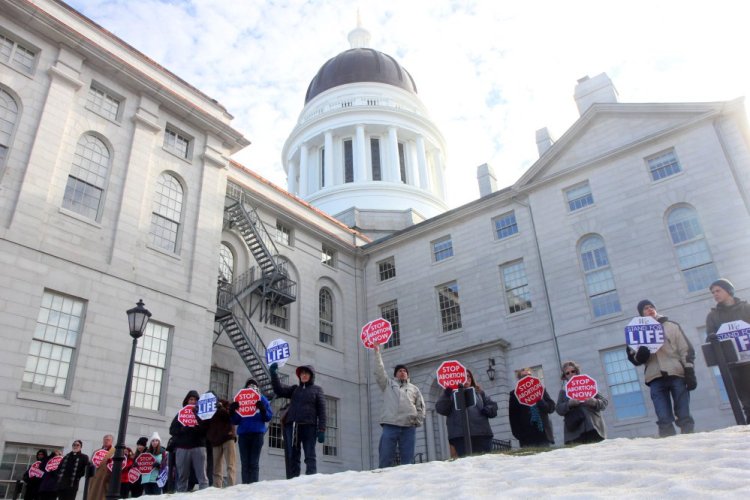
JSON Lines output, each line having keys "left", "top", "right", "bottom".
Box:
{"left": 565, "top": 374, "right": 598, "bottom": 401}
{"left": 436, "top": 360, "right": 467, "bottom": 390}
{"left": 177, "top": 405, "right": 198, "bottom": 427}
{"left": 234, "top": 387, "right": 260, "bottom": 417}
{"left": 515, "top": 376, "right": 544, "bottom": 406}
{"left": 360, "top": 318, "right": 393, "bottom": 349}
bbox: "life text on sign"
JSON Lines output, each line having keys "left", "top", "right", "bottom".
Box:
{"left": 624, "top": 316, "right": 665, "bottom": 353}
{"left": 716, "top": 320, "right": 750, "bottom": 361}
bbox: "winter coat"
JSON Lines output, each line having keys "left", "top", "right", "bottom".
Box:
{"left": 55, "top": 450, "right": 89, "bottom": 491}
{"left": 627, "top": 316, "right": 693, "bottom": 384}
{"left": 140, "top": 446, "right": 167, "bottom": 485}
{"left": 168, "top": 390, "right": 209, "bottom": 449}
{"left": 230, "top": 395, "right": 273, "bottom": 434}
{"left": 508, "top": 389, "right": 556, "bottom": 446}
{"left": 435, "top": 388, "right": 496, "bottom": 439}
{"left": 206, "top": 404, "right": 236, "bottom": 446}
{"left": 85, "top": 447, "right": 115, "bottom": 500}
{"left": 706, "top": 297, "right": 750, "bottom": 335}
{"left": 556, "top": 389, "right": 608, "bottom": 444}
{"left": 37, "top": 455, "right": 61, "bottom": 494}
{"left": 374, "top": 349, "right": 425, "bottom": 427}
{"left": 22, "top": 450, "right": 47, "bottom": 497}
{"left": 271, "top": 365, "right": 326, "bottom": 430}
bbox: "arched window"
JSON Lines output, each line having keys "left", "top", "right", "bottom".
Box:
{"left": 219, "top": 243, "right": 234, "bottom": 283}
{"left": 62, "top": 134, "right": 111, "bottom": 220}
{"left": 150, "top": 173, "right": 184, "bottom": 253}
{"left": 667, "top": 206, "right": 718, "bottom": 292}
{"left": 579, "top": 235, "right": 621, "bottom": 317}
{"left": 0, "top": 88, "right": 20, "bottom": 165}
{"left": 319, "top": 288, "right": 333, "bottom": 345}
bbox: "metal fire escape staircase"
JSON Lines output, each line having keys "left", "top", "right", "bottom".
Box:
{"left": 215, "top": 198, "right": 297, "bottom": 397}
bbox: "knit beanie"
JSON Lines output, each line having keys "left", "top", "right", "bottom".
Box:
{"left": 136, "top": 437, "right": 148, "bottom": 447}
{"left": 394, "top": 364, "right": 409, "bottom": 377}
{"left": 710, "top": 279, "right": 735, "bottom": 296}
{"left": 637, "top": 299, "right": 655, "bottom": 316}
{"left": 149, "top": 432, "right": 161, "bottom": 443}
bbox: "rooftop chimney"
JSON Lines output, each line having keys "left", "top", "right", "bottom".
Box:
{"left": 574, "top": 73, "right": 618, "bottom": 115}
{"left": 535, "top": 127, "right": 555, "bottom": 157}
{"left": 477, "top": 163, "right": 497, "bottom": 198}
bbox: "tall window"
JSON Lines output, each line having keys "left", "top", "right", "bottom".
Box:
{"left": 319, "top": 288, "right": 333, "bottom": 344}
{"left": 380, "top": 300, "right": 400, "bottom": 349}
{"left": 371, "top": 138, "right": 381, "bottom": 181}
{"left": 268, "top": 373, "right": 289, "bottom": 449}
{"left": 0, "top": 88, "right": 19, "bottom": 164}
{"left": 62, "top": 134, "right": 111, "bottom": 220}
{"left": 22, "top": 291, "right": 85, "bottom": 395}
{"left": 493, "top": 211, "right": 519, "bottom": 239}
{"left": 602, "top": 349, "right": 647, "bottom": 419}
{"left": 344, "top": 139, "right": 354, "bottom": 183}
{"left": 432, "top": 236, "right": 453, "bottom": 262}
{"left": 377, "top": 257, "right": 396, "bottom": 281}
{"left": 398, "top": 142, "right": 407, "bottom": 183}
{"left": 86, "top": 84, "right": 121, "bottom": 121}
{"left": 667, "top": 206, "right": 718, "bottom": 292}
{"left": 219, "top": 243, "right": 234, "bottom": 283}
{"left": 0, "top": 443, "right": 56, "bottom": 498}
{"left": 321, "top": 245, "right": 336, "bottom": 268}
{"left": 323, "top": 396, "right": 338, "bottom": 456}
{"left": 565, "top": 182, "right": 594, "bottom": 212}
{"left": 209, "top": 367, "right": 232, "bottom": 401}
{"left": 0, "top": 33, "right": 37, "bottom": 73}
{"left": 268, "top": 300, "right": 289, "bottom": 330}
{"left": 275, "top": 221, "right": 292, "bottom": 246}
{"left": 437, "top": 281, "right": 462, "bottom": 332}
{"left": 163, "top": 126, "right": 191, "bottom": 159}
{"left": 150, "top": 173, "right": 183, "bottom": 253}
{"left": 319, "top": 147, "right": 325, "bottom": 188}
{"left": 648, "top": 149, "right": 682, "bottom": 181}
{"left": 501, "top": 260, "right": 532, "bottom": 313}
{"left": 580, "top": 235, "right": 621, "bottom": 317}
{"left": 131, "top": 321, "right": 170, "bottom": 411}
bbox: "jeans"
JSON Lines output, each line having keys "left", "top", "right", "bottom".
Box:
{"left": 378, "top": 424, "right": 416, "bottom": 468}
{"left": 449, "top": 436, "right": 493, "bottom": 457}
{"left": 283, "top": 423, "right": 317, "bottom": 478}
{"left": 238, "top": 433, "right": 265, "bottom": 484}
{"left": 175, "top": 447, "right": 208, "bottom": 492}
{"left": 650, "top": 375, "right": 694, "bottom": 436}
{"left": 212, "top": 439, "right": 237, "bottom": 487}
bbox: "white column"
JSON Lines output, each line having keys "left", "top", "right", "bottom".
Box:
{"left": 436, "top": 150, "right": 447, "bottom": 200}
{"left": 416, "top": 136, "right": 429, "bottom": 190}
{"left": 355, "top": 125, "right": 367, "bottom": 182}
{"left": 387, "top": 126, "right": 400, "bottom": 182}
{"left": 407, "top": 141, "right": 419, "bottom": 187}
{"left": 324, "top": 131, "right": 334, "bottom": 188}
{"left": 288, "top": 159, "right": 298, "bottom": 194}
{"left": 299, "top": 143, "right": 309, "bottom": 197}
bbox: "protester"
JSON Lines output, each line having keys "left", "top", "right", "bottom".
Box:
{"left": 230, "top": 379, "right": 273, "bottom": 484}
{"left": 435, "top": 368, "right": 496, "bottom": 457}
{"left": 508, "top": 367, "right": 556, "bottom": 448}
{"left": 36, "top": 450, "right": 61, "bottom": 500}
{"left": 169, "top": 390, "right": 210, "bottom": 492}
{"left": 128, "top": 437, "right": 148, "bottom": 498}
{"left": 207, "top": 398, "right": 238, "bottom": 487}
{"left": 705, "top": 278, "right": 750, "bottom": 423}
{"left": 141, "top": 433, "right": 167, "bottom": 496}
{"left": 373, "top": 345, "right": 425, "bottom": 467}
{"left": 86, "top": 435, "right": 115, "bottom": 500}
{"left": 270, "top": 362, "right": 326, "bottom": 478}
{"left": 118, "top": 447, "right": 135, "bottom": 499}
{"left": 20, "top": 449, "right": 47, "bottom": 500}
{"left": 627, "top": 299, "right": 696, "bottom": 436}
{"left": 52, "top": 440, "right": 90, "bottom": 500}
{"left": 556, "top": 361, "right": 608, "bottom": 445}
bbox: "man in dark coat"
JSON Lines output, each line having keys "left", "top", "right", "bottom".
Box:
{"left": 270, "top": 363, "right": 326, "bottom": 478}
{"left": 169, "top": 390, "right": 209, "bottom": 491}
{"left": 508, "top": 368, "right": 556, "bottom": 448}
{"left": 55, "top": 440, "right": 89, "bottom": 500}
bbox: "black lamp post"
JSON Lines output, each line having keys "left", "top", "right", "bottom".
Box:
{"left": 106, "top": 300, "right": 151, "bottom": 500}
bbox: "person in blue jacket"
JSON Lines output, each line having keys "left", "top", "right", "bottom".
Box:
{"left": 230, "top": 378, "right": 273, "bottom": 484}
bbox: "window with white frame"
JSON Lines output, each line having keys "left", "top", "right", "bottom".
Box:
{"left": 62, "top": 134, "right": 111, "bottom": 220}
{"left": 380, "top": 300, "right": 400, "bottom": 349}
{"left": 86, "top": 83, "right": 122, "bottom": 121}
{"left": 219, "top": 243, "right": 234, "bottom": 283}
{"left": 163, "top": 125, "right": 191, "bottom": 159}
{"left": 501, "top": 260, "right": 532, "bottom": 313}
{"left": 268, "top": 300, "right": 289, "bottom": 330}
{"left": 275, "top": 221, "right": 292, "bottom": 246}
{"left": 22, "top": 291, "right": 85, "bottom": 395}
{"left": 321, "top": 245, "right": 336, "bottom": 268}
{"left": 209, "top": 367, "right": 232, "bottom": 401}
{"left": 0, "top": 442, "right": 58, "bottom": 498}
{"left": 323, "top": 396, "right": 338, "bottom": 456}
{"left": 268, "top": 373, "right": 289, "bottom": 449}
{"left": 565, "top": 182, "right": 594, "bottom": 212}
{"left": 377, "top": 257, "right": 396, "bottom": 281}
{"left": 1, "top": 88, "right": 19, "bottom": 165}
{"left": 150, "top": 173, "right": 184, "bottom": 253}
{"left": 602, "top": 348, "right": 647, "bottom": 419}
{"left": 344, "top": 139, "right": 354, "bottom": 183}
{"left": 437, "top": 281, "right": 462, "bottom": 332}
{"left": 370, "top": 138, "right": 382, "bottom": 181}
{"left": 0, "top": 32, "right": 37, "bottom": 73}
{"left": 493, "top": 211, "right": 519, "bottom": 239}
{"left": 319, "top": 288, "right": 334, "bottom": 344}
{"left": 131, "top": 321, "right": 170, "bottom": 411}
{"left": 398, "top": 142, "right": 407, "bottom": 183}
{"left": 432, "top": 236, "right": 453, "bottom": 262}
{"left": 580, "top": 235, "right": 621, "bottom": 317}
{"left": 647, "top": 149, "right": 682, "bottom": 181}
{"left": 667, "top": 206, "right": 718, "bottom": 292}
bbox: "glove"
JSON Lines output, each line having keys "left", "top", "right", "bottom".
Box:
{"left": 634, "top": 346, "right": 651, "bottom": 364}
{"left": 269, "top": 363, "right": 278, "bottom": 375}
{"left": 684, "top": 367, "right": 697, "bottom": 391}
{"left": 480, "top": 406, "right": 491, "bottom": 417}
{"left": 444, "top": 387, "right": 454, "bottom": 397}
{"left": 229, "top": 401, "right": 240, "bottom": 412}
{"left": 317, "top": 431, "right": 325, "bottom": 443}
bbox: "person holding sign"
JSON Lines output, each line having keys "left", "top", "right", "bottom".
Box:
{"left": 21, "top": 449, "right": 48, "bottom": 500}
{"left": 373, "top": 345, "right": 425, "bottom": 467}
{"left": 556, "top": 361, "right": 608, "bottom": 445}
{"left": 230, "top": 378, "right": 273, "bottom": 484}
{"left": 435, "top": 369, "right": 497, "bottom": 457}
{"left": 86, "top": 435, "right": 115, "bottom": 500}
{"left": 168, "top": 390, "right": 209, "bottom": 492}
{"left": 508, "top": 368, "right": 556, "bottom": 448}
{"left": 37, "top": 450, "right": 62, "bottom": 500}
{"left": 626, "top": 299, "right": 696, "bottom": 437}
{"left": 140, "top": 432, "right": 167, "bottom": 496}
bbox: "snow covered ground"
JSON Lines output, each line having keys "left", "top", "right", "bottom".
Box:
{"left": 166, "top": 426, "right": 749, "bottom": 499}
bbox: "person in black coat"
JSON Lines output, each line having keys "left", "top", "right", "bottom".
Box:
{"left": 270, "top": 363, "right": 326, "bottom": 478}
{"left": 55, "top": 440, "right": 89, "bottom": 500}
{"left": 168, "top": 390, "right": 209, "bottom": 492}
{"left": 508, "top": 368, "right": 556, "bottom": 448}
{"left": 21, "top": 449, "right": 47, "bottom": 500}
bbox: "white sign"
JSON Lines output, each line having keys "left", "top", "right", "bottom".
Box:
{"left": 625, "top": 316, "right": 665, "bottom": 353}
{"left": 266, "top": 338, "right": 291, "bottom": 367}
{"left": 156, "top": 465, "right": 168, "bottom": 488}
{"left": 717, "top": 320, "right": 750, "bottom": 361}
{"left": 197, "top": 392, "right": 217, "bottom": 420}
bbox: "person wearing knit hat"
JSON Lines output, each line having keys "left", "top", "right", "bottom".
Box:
{"left": 626, "top": 300, "right": 696, "bottom": 437}
{"left": 372, "top": 345, "right": 425, "bottom": 468}
{"left": 706, "top": 277, "right": 750, "bottom": 424}
{"left": 142, "top": 432, "right": 167, "bottom": 495}
{"left": 168, "top": 390, "right": 209, "bottom": 492}
{"left": 230, "top": 379, "right": 272, "bottom": 484}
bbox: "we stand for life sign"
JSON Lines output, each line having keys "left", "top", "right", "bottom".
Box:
{"left": 625, "top": 316, "right": 665, "bottom": 353}
{"left": 716, "top": 320, "right": 750, "bottom": 361}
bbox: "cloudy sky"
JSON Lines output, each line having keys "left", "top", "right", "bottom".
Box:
{"left": 67, "top": 0, "right": 750, "bottom": 208}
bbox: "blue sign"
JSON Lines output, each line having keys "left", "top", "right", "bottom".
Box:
{"left": 156, "top": 465, "right": 168, "bottom": 488}
{"left": 625, "top": 316, "right": 665, "bottom": 353}
{"left": 197, "top": 392, "right": 217, "bottom": 420}
{"left": 266, "top": 338, "right": 291, "bottom": 367}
